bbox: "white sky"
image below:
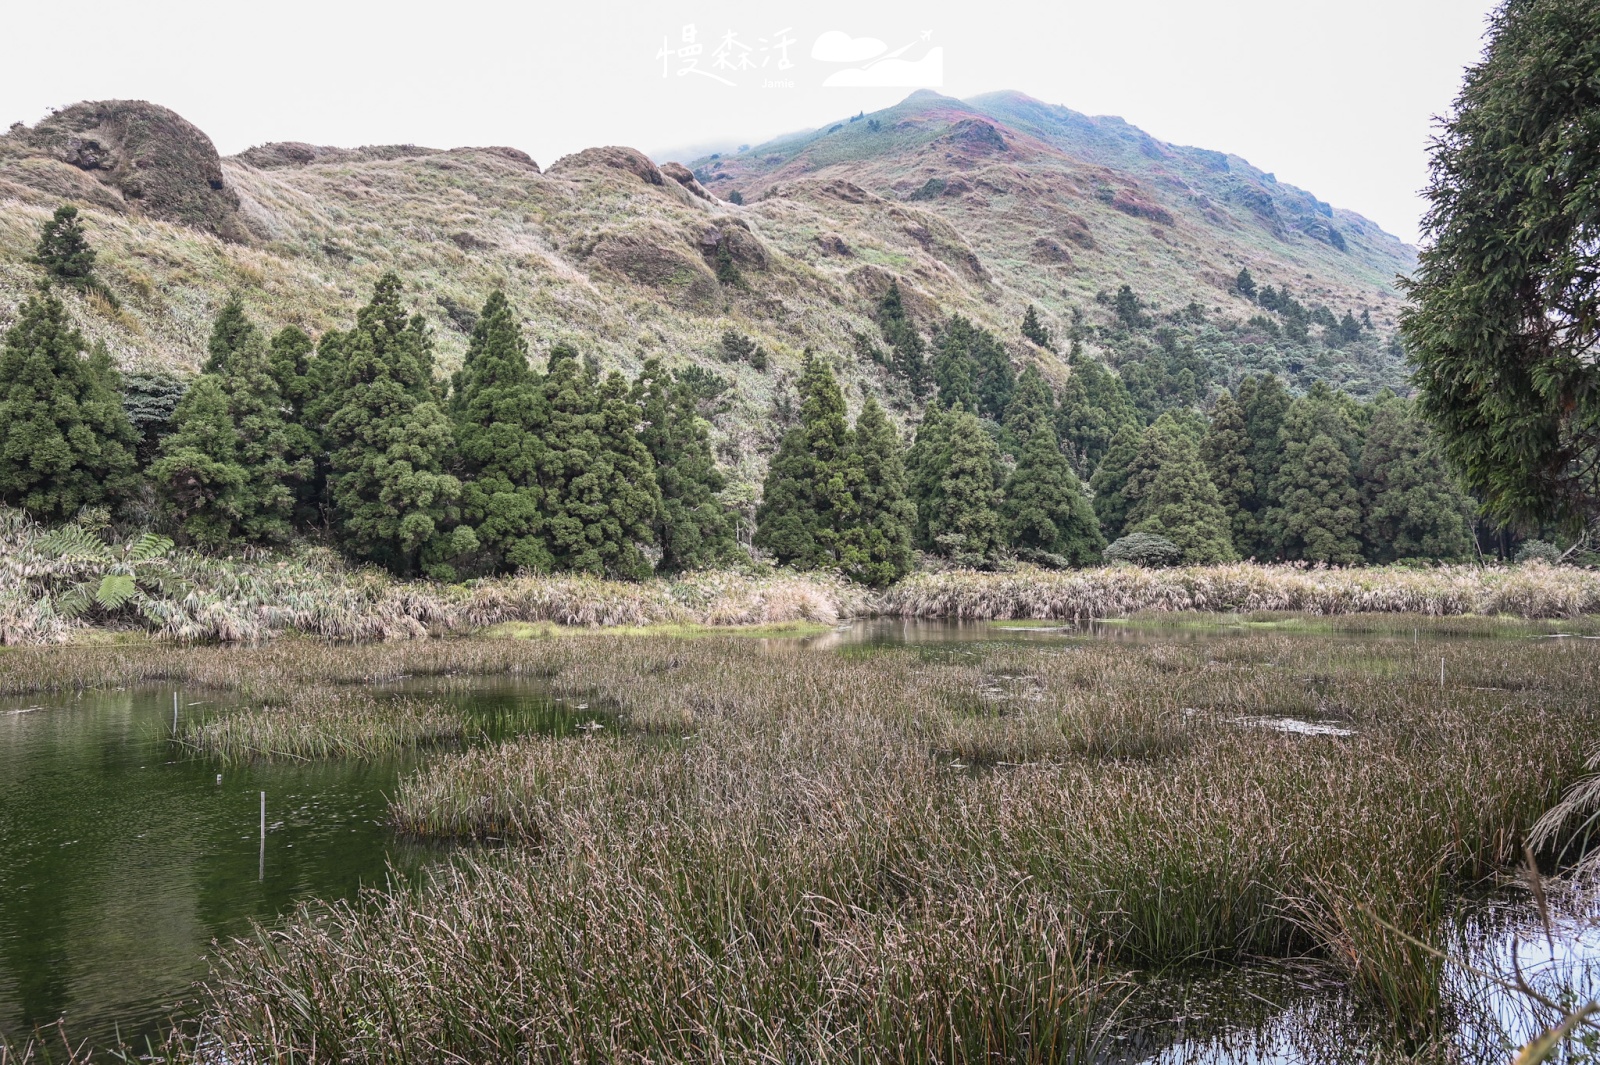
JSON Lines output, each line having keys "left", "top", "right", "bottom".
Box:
{"left": 0, "top": 0, "right": 1497, "bottom": 245}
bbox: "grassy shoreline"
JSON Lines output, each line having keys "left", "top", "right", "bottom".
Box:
{"left": 3, "top": 542, "right": 1599, "bottom": 647}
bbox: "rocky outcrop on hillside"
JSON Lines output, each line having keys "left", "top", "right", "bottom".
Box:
{"left": 0, "top": 100, "right": 248, "bottom": 241}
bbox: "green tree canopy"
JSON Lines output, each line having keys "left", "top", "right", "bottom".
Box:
{"left": 1400, "top": 0, "right": 1600, "bottom": 531}
{"left": 1357, "top": 396, "right": 1477, "bottom": 563}
{"left": 1021, "top": 304, "right": 1054, "bottom": 350}
{"left": 1203, "top": 389, "right": 1258, "bottom": 557}
{"left": 754, "top": 352, "right": 856, "bottom": 569}
{"left": 839, "top": 395, "right": 917, "bottom": 585}
{"left": 450, "top": 290, "right": 551, "bottom": 574}
{"left": 928, "top": 409, "right": 1004, "bottom": 567}
{"left": 1125, "top": 420, "right": 1237, "bottom": 564}
{"left": 0, "top": 293, "right": 137, "bottom": 520}
{"left": 32, "top": 205, "right": 99, "bottom": 292}
{"left": 204, "top": 296, "right": 256, "bottom": 375}
{"left": 319, "top": 273, "right": 467, "bottom": 577}
{"left": 1087, "top": 424, "right": 1143, "bottom": 541}
{"left": 636, "top": 359, "right": 738, "bottom": 573}
{"left": 1058, "top": 355, "right": 1139, "bottom": 474}
{"left": 538, "top": 347, "right": 660, "bottom": 579}
{"left": 1003, "top": 397, "right": 1104, "bottom": 566}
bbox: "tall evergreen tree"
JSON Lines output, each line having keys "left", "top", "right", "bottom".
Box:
{"left": 1003, "top": 366, "right": 1056, "bottom": 446}
{"left": 1088, "top": 424, "right": 1143, "bottom": 541}
{"left": 754, "top": 352, "right": 856, "bottom": 569}
{"left": 1357, "top": 396, "right": 1476, "bottom": 563}
{"left": 204, "top": 297, "right": 256, "bottom": 375}
{"left": 839, "top": 395, "right": 916, "bottom": 585}
{"left": 933, "top": 316, "right": 1013, "bottom": 420}
{"left": 928, "top": 409, "right": 1004, "bottom": 567}
{"left": 538, "top": 346, "right": 660, "bottom": 578}
{"left": 1125, "top": 422, "right": 1237, "bottom": 564}
{"left": 32, "top": 205, "right": 99, "bottom": 293}
{"left": 905, "top": 404, "right": 955, "bottom": 550}
{"left": 1020, "top": 305, "right": 1054, "bottom": 350}
{"left": 636, "top": 358, "right": 738, "bottom": 573}
{"left": 1003, "top": 394, "right": 1103, "bottom": 565}
{"left": 1239, "top": 374, "right": 1292, "bottom": 557}
{"left": 1272, "top": 432, "right": 1363, "bottom": 564}
{"left": 152, "top": 331, "right": 304, "bottom": 546}
{"left": 1400, "top": 0, "right": 1600, "bottom": 530}
{"left": 450, "top": 290, "right": 550, "bottom": 573}
{"left": 0, "top": 293, "right": 137, "bottom": 520}
{"left": 1058, "top": 355, "right": 1139, "bottom": 473}
{"left": 1203, "top": 390, "right": 1257, "bottom": 556}
{"left": 877, "top": 279, "right": 928, "bottom": 397}
{"left": 931, "top": 317, "right": 978, "bottom": 413}
{"left": 321, "top": 273, "right": 468, "bottom": 576}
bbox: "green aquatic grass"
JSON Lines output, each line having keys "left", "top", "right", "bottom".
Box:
{"left": 178, "top": 688, "right": 466, "bottom": 764}
{"left": 479, "top": 618, "right": 835, "bottom": 640}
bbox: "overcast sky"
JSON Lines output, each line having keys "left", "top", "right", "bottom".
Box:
{"left": 1, "top": 0, "right": 1497, "bottom": 245}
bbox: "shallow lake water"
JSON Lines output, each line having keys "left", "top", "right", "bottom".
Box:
{"left": 0, "top": 677, "right": 585, "bottom": 1049}
{"left": 0, "top": 620, "right": 1594, "bottom": 1056}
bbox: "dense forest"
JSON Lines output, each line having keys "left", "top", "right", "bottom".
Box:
{"left": 0, "top": 204, "right": 1532, "bottom": 586}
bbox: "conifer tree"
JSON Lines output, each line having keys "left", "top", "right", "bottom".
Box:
{"left": 839, "top": 395, "right": 916, "bottom": 585}
{"left": 0, "top": 293, "right": 137, "bottom": 520}
{"left": 1235, "top": 267, "right": 1257, "bottom": 301}
{"left": 204, "top": 297, "right": 255, "bottom": 375}
{"left": 269, "top": 326, "right": 315, "bottom": 419}
{"left": 905, "top": 404, "right": 954, "bottom": 549}
{"left": 931, "top": 317, "right": 978, "bottom": 412}
{"left": 152, "top": 331, "right": 304, "bottom": 546}
{"left": 149, "top": 376, "right": 245, "bottom": 545}
{"left": 1239, "top": 374, "right": 1291, "bottom": 556}
{"left": 1125, "top": 421, "right": 1237, "bottom": 564}
{"left": 753, "top": 352, "right": 855, "bottom": 569}
{"left": 321, "top": 274, "right": 468, "bottom": 576}
{"left": 1003, "top": 366, "right": 1056, "bottom": 446}
{"left": 1020, "top": 304, "right": 1054, "bottom": 350}
{"left": 538, "top": 347, "right": 660, "bottom": 579}
{"left": 1271, "top": 432, "right": 1363, "bottom": 564}
{"left": 929, "top": 409, "right": 1004, "bottom": 566}
{"left": 32, "top": 205, "right": 100, "bottom": 293}
{"left": 877, "top": 280, "right": 928, "bottom": 396}
{"left": 1357, "top": 397, "right": 1476, "bottom": 562}
{"left": 933, "top": 316, "right": 1013, "bottom": 420}
{"left": 1203, "top": 390, "right": 1258, "bottom": 555}
{"left": 636, "top": 358, "right": 738, "bottom": 573}
{"left": 1088, "top": 424, "right": 1143, "bottom": 541}
{"left": 450, "top": 290, "right": 551, "bottom": 573}
{"left": 1058, "top": 355, "right": 1139, "bottom": 473}
{"left": 1003, "top": 395, "right": 1103, "bottom": 565}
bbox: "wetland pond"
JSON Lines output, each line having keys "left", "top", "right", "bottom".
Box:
{"left": 1, "top": 618, "right": 1595, "bottom": 1059}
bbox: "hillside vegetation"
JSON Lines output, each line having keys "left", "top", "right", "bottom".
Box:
{"left": 0, "top": 94, "right": 1415, "bottom": 501}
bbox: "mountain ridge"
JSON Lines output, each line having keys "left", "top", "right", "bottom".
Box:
{"left": 0, "top": 91, "right": 1417, "bottom": 500}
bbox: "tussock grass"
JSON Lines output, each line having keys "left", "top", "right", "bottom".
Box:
{"left": 164, "top": 630, "right": 1600, "bottom": 1060}
{"left": 179, "top": 687, "right": 464, "bottom": 763}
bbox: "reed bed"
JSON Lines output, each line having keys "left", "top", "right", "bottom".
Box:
{"left": 168, "top": 630, "right": 1600, "bottom": 1062}
{"left": 882, "top": 562, "right": 1600, "bottom": 621}
{"left": 178, "top": 688, "right": 465, "bottom": 763}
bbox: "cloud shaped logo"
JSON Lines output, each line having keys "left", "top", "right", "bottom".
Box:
{"left": 822, "top": 47, "right": 943, "bottom": 88}
{"left": 811, "top": 31, "right": 888, "bottom": 63}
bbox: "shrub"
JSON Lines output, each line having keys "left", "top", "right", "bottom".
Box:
{"left": 1104, "top": 533, "right": 1182, "bottom": 567}
{"left": 1516, "top": 539, "right": 1563, "bottom": 564}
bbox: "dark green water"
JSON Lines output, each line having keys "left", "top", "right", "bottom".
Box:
{"left": 0, "top": 678, "right": 579, "bottom": 1050}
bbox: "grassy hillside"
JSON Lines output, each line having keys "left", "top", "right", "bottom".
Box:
{"left": 0, "top": 94, "right": 1418, "bottom": 497}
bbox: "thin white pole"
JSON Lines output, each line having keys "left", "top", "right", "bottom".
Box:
{"left": 259, "top": 791, "right": 266, "bottom": 882}
{"left": 1440, "top": 657, "right": 1446, "bottom": 689}
{"left": 173, "top": 691, "right": 179, "bottom": 735}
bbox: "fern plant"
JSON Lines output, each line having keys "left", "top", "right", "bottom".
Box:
{"left": 35, "top": 523, "right": 181, "bottom": 624}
